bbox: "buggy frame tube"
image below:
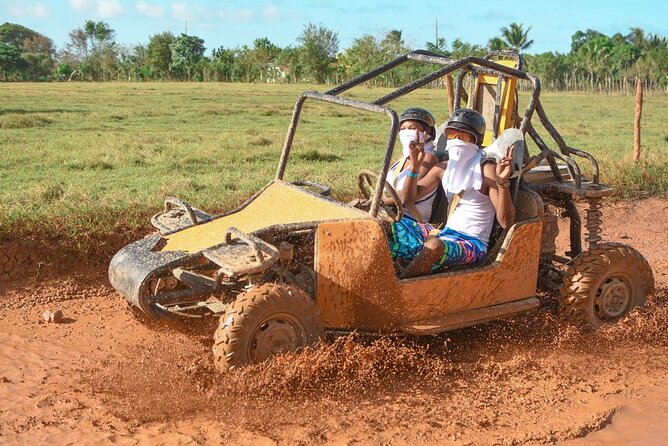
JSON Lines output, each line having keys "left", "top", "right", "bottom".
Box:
{"left": 372, "top": 56, "right": 540, "bottom": 108}
{"left": 493, "top": 74, "right": 504, "bottom": 136}
{"left": 390, "top": 57, "right": 543, "bottom": 139}
{"left": 275, "top": 90, "right": 399, "bottom": 218}
{"left": 325, "top": 50, "right": 541, "bottom": 126}
{"left": 276, "top": 49, "right": 597, "bottom": 219}
{"left": 454, "top": 70, "right": 466, "bottom": 109}
{"left": 325, "top": 54, "right": 410, "bottom": 96}
{"left": 467, "top": 70, "right": 476, "bottom": 107}
{"left": 321, "top": 50, "right": 585, "bottom": 185}
{"left": 534, "top": 99, "right": 600, "bottom": 186}
{"left": 525, "top": 122, "right": 583, "bottom": 188}
{"left": 325, "top": 50, "right": 455, "bottom": 97}
{"left": 484, "top": 50, "right": 524, "bottom": 71}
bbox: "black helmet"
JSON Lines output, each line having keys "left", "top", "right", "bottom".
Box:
{"left": 399, "top": 107, "right": 436, "bottom": 137}
{"left": 445, "top": 108, "right": 486, "bottom": 145}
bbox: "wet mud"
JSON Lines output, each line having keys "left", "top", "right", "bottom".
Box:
{"left": 1, "top": 197, "right": 667, "bottom": 445}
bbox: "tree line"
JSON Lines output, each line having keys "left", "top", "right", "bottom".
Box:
{"left": 1, "top": 21, "right": 667, "bottom": 92}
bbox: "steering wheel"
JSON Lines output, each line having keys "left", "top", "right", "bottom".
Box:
{"left": 291, "top": 180, "right": 332, "bottom": 196}
{"left": 357, "top": 169, "right": 404, "bottom": 223}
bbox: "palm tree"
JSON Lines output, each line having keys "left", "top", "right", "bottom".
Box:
{"left": 577, "top": 39, "right": 610, "bottom": 87}
{"left": 625, "top": 27, "right": 646, "bottom": 48}
{"left": 644, "top": 33, "right": 668, "bottom": 50}
{"left": 500, "top": 23, "right": 534, "bottom": 52}
{"left": 380, "top": 30, "right": 405, "bottom": 59}
{"left": 487, "top": 37, "right": 508, "bottom": 51}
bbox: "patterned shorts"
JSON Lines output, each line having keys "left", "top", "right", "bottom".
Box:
{"left": 389, "top": 217, "right": 488, "bottom": 270}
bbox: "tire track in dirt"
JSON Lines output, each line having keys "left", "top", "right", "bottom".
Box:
{"left": 1, "top": 197, "right": 667, "bottom": 445}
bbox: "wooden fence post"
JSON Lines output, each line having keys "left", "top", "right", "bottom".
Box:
{"left": 634, "top": 77, "right": 643, "bottom": 162}
{"left": 444, "top": 74, "right": 455, "bottom": 115}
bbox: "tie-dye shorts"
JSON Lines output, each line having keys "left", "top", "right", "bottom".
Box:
{"left": 389, "top": 217, "right": 488, "bottom": 270}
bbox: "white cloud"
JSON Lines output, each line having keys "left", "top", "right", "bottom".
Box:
{"left": 215, "top": 4, "right": 298, "bottom": 24}
{"left": 67, "top": 0, "right": 123, "bottom": 18}
{"left": 218, "top": 9, "right": 254, "bottom": 22}
{"left": 262, "top": 3, "right": 279, "bottom": 21}
{"left": 136, "top": 1, "right": 164, "bottom": 19}
{"left": 171, "top": 2, "right": 195, "bottom": 21}
{"left": 469, "top": 10, "right": 515, "bottom": 22}
{"left": 259, "top": 3, "right": 301, "bottom": 22}
{"left": 69, "top": 0, "right": 92, "bottom": 12}
{"left": 97, "top": 0, "right": 123, "bottom": 18}
{"left": 9, "top": 2, "right": 51, "bottom": 18}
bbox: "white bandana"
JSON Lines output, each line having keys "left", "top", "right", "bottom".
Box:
{"left": 442, "top": 139, "right": 483, "bottom": 200}
{"left": 398, "top": 129, "right": 434, "bottom": 157}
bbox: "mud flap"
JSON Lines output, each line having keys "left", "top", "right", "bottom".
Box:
{"left": 108, "top": 235, "right": 190, "bottom": 310}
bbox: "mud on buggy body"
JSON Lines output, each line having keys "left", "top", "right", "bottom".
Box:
{"left": 109, "top": 50, "right": 654, "bottom": 372}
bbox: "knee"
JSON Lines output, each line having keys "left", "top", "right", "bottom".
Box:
{"left": 424, "top": 237, "right": 445, "bottom": 258}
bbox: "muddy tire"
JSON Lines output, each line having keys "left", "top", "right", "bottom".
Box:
{"left": 559, "top": 243, "right": 654, "bottom": 329}
{"left": 212, "top": 283, "right": 323, "bottom": 372}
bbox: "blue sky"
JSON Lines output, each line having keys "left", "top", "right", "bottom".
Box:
{"left": 2, "top": 0, "right": 667, "bottom": 55}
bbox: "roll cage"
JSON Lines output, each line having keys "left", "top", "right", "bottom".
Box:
{"left": 275, "top": 50, "right": 604, "bottom": 226}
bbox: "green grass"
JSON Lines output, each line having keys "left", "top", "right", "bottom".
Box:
{"left": 1, "top": 82, "right": 667, "bottom": 256}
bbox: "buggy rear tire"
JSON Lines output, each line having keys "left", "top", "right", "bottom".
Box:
{"left": 212, "top": 283, "right": 323, "bottom": 372}
{"left": 559, "top": 243, "right": 654, "bottom": 329}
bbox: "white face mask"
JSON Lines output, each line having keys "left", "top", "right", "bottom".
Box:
{"left": 446, "top": 138, "right": 479, "bottom": 161}
{"left": 443, "top": 138, "right": 484, "bottom": 196}
{"left": 398, "top": 129, "right": 424, "bottom": 157}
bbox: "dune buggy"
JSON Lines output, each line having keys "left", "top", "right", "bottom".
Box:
{"left": 109, "top": 50, "right": 654, "bottom": 372}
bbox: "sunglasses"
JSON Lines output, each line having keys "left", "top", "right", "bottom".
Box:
{"left": 445, "top": 128, "right": 475, "bottom": 142}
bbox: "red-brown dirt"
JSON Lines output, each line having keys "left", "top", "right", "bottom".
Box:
{"left": 1, "top": 197, "right": 667, "bottom": 445}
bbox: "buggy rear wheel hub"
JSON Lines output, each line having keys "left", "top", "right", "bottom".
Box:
{"left": 595, "top": 277, "right": 631, "bottom": 320}
{"left": 249, "top": 314, "right": 304, "bottom": 363}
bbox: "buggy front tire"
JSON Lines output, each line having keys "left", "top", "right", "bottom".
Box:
{"left": 212, "top": 283, "right": 323, "bottom": 373}
{"left": 559, "top": 243, "right": 654, "bottom": 329}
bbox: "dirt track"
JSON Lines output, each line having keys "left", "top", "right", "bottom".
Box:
{"left": 1, "top": 197, "right": 667, "bottom": 445}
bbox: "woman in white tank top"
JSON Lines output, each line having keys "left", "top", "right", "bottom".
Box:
{"left": 384, "top": 108, "right": 439, "bottom": 222}
{"left": 391, "top": 109, "right": 516, "bottom": 278}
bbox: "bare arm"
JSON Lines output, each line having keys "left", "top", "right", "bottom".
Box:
{"left": 418, "top": 152, "right": 437, "bottom": 177}
{"left": 384, "top": 143, "right": 438, "bottom": 206}
{"left": 397, "top": 157, "right": 445, "bottom": 207}
{"left": 484, "top": 146, "right": 515, "bottom": 229}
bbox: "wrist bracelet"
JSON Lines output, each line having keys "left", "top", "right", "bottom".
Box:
{"left": 496, "top": 179, "right": 510, "bottom": 188}
{"left": 406, "top": 170, "right": 418, "bottom": 178}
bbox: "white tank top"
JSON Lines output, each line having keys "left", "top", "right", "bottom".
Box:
{"left": 445, "top": 188, "right": 496, "bottom": 245}
{"left": 387, "top": 158, "right": 437, "bottom": 222}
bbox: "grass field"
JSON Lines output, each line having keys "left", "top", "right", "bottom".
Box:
{"left": 1, "top": 82, "right": 667, "bottom": 255}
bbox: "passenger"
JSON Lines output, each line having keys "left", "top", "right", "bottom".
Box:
{"left": 384, "top": 108, "right": 439, "bottom": 222}
{"left": 390, "top": 109, "right": 516, "bottom": 278}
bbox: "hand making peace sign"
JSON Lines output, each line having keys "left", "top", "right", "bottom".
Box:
{"left": 496, "top": 144, "right": 515, "bottom": 183}
{"left": 407, "top": 130, "right": 428, "bottom": 169}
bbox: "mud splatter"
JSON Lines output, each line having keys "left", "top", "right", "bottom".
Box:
{"left": 1, "top": 197, "right": 668, "bottom": 444}
{"left": 79, "top": 288, "right": 668, "bottom": 442}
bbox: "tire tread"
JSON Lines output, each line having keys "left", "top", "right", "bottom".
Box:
{"left": 212, "top": 283, "right": 323, "bottom": 372}
{"left": 559, "top": 242, "right": 654, "bottom": 329}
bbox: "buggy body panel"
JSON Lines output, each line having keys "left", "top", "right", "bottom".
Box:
{"left": 162, "top": 180, "right": 368, "bottom": 253}
{"left": 109, "top": 180, "right": 368, "bottom": 315}
{"left": 315, "top": 216, "right": 543, "bottom": 332}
